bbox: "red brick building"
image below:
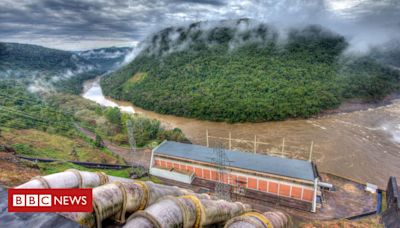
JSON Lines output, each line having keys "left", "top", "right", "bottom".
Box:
{"left": 150, "top": 141, "right": 320, "bottom": 212}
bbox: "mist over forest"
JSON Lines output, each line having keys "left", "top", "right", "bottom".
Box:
{"left": 0, "top": 43, "right": 132, "bottom": 94}
{"left": 101, "top": 19, "right": 400, "bottom": 122}
{"left": 1, "top": 2, "right": 400, "bottom": 227}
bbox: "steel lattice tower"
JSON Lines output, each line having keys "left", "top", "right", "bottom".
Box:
{"left": 213, "top": 146, "right": 231, "bottom": 201}
{"left": 126, "top": 119, "right": 136, "bottom": 168}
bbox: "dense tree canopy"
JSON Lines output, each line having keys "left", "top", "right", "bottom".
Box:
{"left": 104, "top": 107, "right": 122, "bottom": 126}
{"left": 101, "top": 21, "right": 400, "bottom": 122}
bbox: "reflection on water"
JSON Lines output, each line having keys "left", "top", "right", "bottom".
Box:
{"left": 82, "top": 78, "right": 135, "bottom": 113}
{"left": 82, "top": 78, "right": 400, "bottom": 188}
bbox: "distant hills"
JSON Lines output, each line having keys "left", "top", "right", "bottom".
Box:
{"left": 76, "top": 46, "right": 132, "bottom": 72}
{"left": 0, "top": 42, "right": 131, "bottom": 94}
{"left": 101, "top": 19, "right": 400, "bottom": 122}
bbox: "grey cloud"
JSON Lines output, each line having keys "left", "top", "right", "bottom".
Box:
{"left": 172, "top": 0, "right": 226, "bottom": 6}
{"left": 0, "top": 0, "right": 399, "bottom": 51}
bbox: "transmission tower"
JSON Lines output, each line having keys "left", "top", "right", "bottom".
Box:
{"left": 213, "top": 146, "right": 231, "bottom": 201}
{"left": 126, "top": 118, "right": 136, "bottom": 168}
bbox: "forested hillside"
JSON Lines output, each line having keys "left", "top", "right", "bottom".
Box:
{"left": 0, "top": 80, "right": 73, "bottom": 133}
{"left": 0, "top": 43, "right": 131, "bottom": 94}
{"left": 101, "top": 19, "right": 400, "bottom": 122}
{"left": 0, "top": 79, "right": 186, "bottom": 169}
{"left": 0, "top": 79, "right": 123, "bottom": 163}
{"left": 0, "top": 77, "right": 186, "bottom": 149}
{"left": 0, "top": 42, "right": 186, "bottom": 154}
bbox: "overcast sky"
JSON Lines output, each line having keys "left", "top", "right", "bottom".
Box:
{"left": 0, "top": 0, "right": 399, "bottom": 51}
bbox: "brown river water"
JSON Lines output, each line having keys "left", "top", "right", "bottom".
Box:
{"left": 82, "top": 78, "right": 400, "bottom": 188}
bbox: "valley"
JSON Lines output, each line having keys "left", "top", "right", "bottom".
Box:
{"left": 1, "top": 6, "right": 400, "bottom": 225}
{"left": 83, "top": 77, "right": 400, "bottom": 188}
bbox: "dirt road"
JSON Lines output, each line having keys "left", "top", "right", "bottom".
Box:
{"left": 75, "top": 124, "right": 152, "bottom": 168}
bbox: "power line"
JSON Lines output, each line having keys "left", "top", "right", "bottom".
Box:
{"left": 0, "top": 92, "right": 77, "bottom": 117}
{"left": 0, "top": 101, "right": 75, "bottom": 125}
{"left": 0, "top": 106, "right": 74, "bottom": 132}
{"left": 0, "top": 106, "right": 52, "bottom": 124}
{"left": 0, "top": 113, "right": 73, "bottom": 133}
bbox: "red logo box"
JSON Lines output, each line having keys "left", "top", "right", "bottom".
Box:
{"left": 8, "top": 188, "right": 93, "bottom": 212}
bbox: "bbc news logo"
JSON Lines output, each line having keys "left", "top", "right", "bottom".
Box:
{"left": 8, "top": 188, "right": 92, "bottom": 212}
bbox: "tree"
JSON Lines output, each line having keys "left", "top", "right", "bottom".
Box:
{"left": 95, "top": 134, "right": 105, "bottom": 148}
{"left": 104, "top": 107, "right": 122, "bottom": 126}
{"left": 128, "top": 116, "right": 161, "bottom": 147}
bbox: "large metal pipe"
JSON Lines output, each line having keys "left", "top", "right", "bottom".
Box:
{"left": 224, "top": 211, "right": 291, "bottom": 228}
{"left": 16, "top": 169, "right": 130, "bottom": 189}
{"left": 123, "top": 195, "right": 251, "bottom": 228}
{"left": 61, "top": 181, "right": 212, "bottom": 228}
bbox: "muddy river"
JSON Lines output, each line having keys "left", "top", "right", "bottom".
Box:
{"left": 82, "top": 78, "right": 400, "bottom": 188}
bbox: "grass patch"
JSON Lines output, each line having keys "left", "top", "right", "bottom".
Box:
{"left": 2, "top": 128, "right": 122, "bottom": 164}
{"left": 128, "top": 72, "right": 147, "bottom": 84}
{"left": 37, "top": 161, "right": 162, "bottom": 183}
{"left": 37, "top": 161, "right": 131, "bottom": 178}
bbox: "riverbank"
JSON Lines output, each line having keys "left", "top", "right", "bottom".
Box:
{"left": 81, "top": 78, "right": 400, "bottom": 188}
{"left": 319, "top": 93, "right": 400, "bottom": 117}
{"left": 84, "top": 76, "right": 399, "bottom": 123}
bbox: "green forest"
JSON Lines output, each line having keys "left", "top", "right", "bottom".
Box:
{"left": 0, "top": 80, "right": 186, "bottom": 146}
{"left": 101, "top": 21, "right": 400, "bottom": 122}
{"left": 0, "top": 80, "right": 75, "bottom": 135}
{"left": 0, "top": 42, "right": 187, "bottom": 158}
{"left": 0, "top": 43, "right": 130, "bottom": 94}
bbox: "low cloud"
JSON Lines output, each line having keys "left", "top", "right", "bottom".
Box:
{"left": 0, "top": 0, "right": 398, "bottom": 52}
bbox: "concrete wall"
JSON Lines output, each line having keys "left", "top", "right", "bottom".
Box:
{"left": 149, "top": 167, "right": 194, "bottom": 184}
{"left": 154, "top": 156, "right": 315, "bottom": 202}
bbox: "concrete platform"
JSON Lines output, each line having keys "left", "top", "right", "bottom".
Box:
{"left": 157, "top": 172, "right": 377, "bottom": 223}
